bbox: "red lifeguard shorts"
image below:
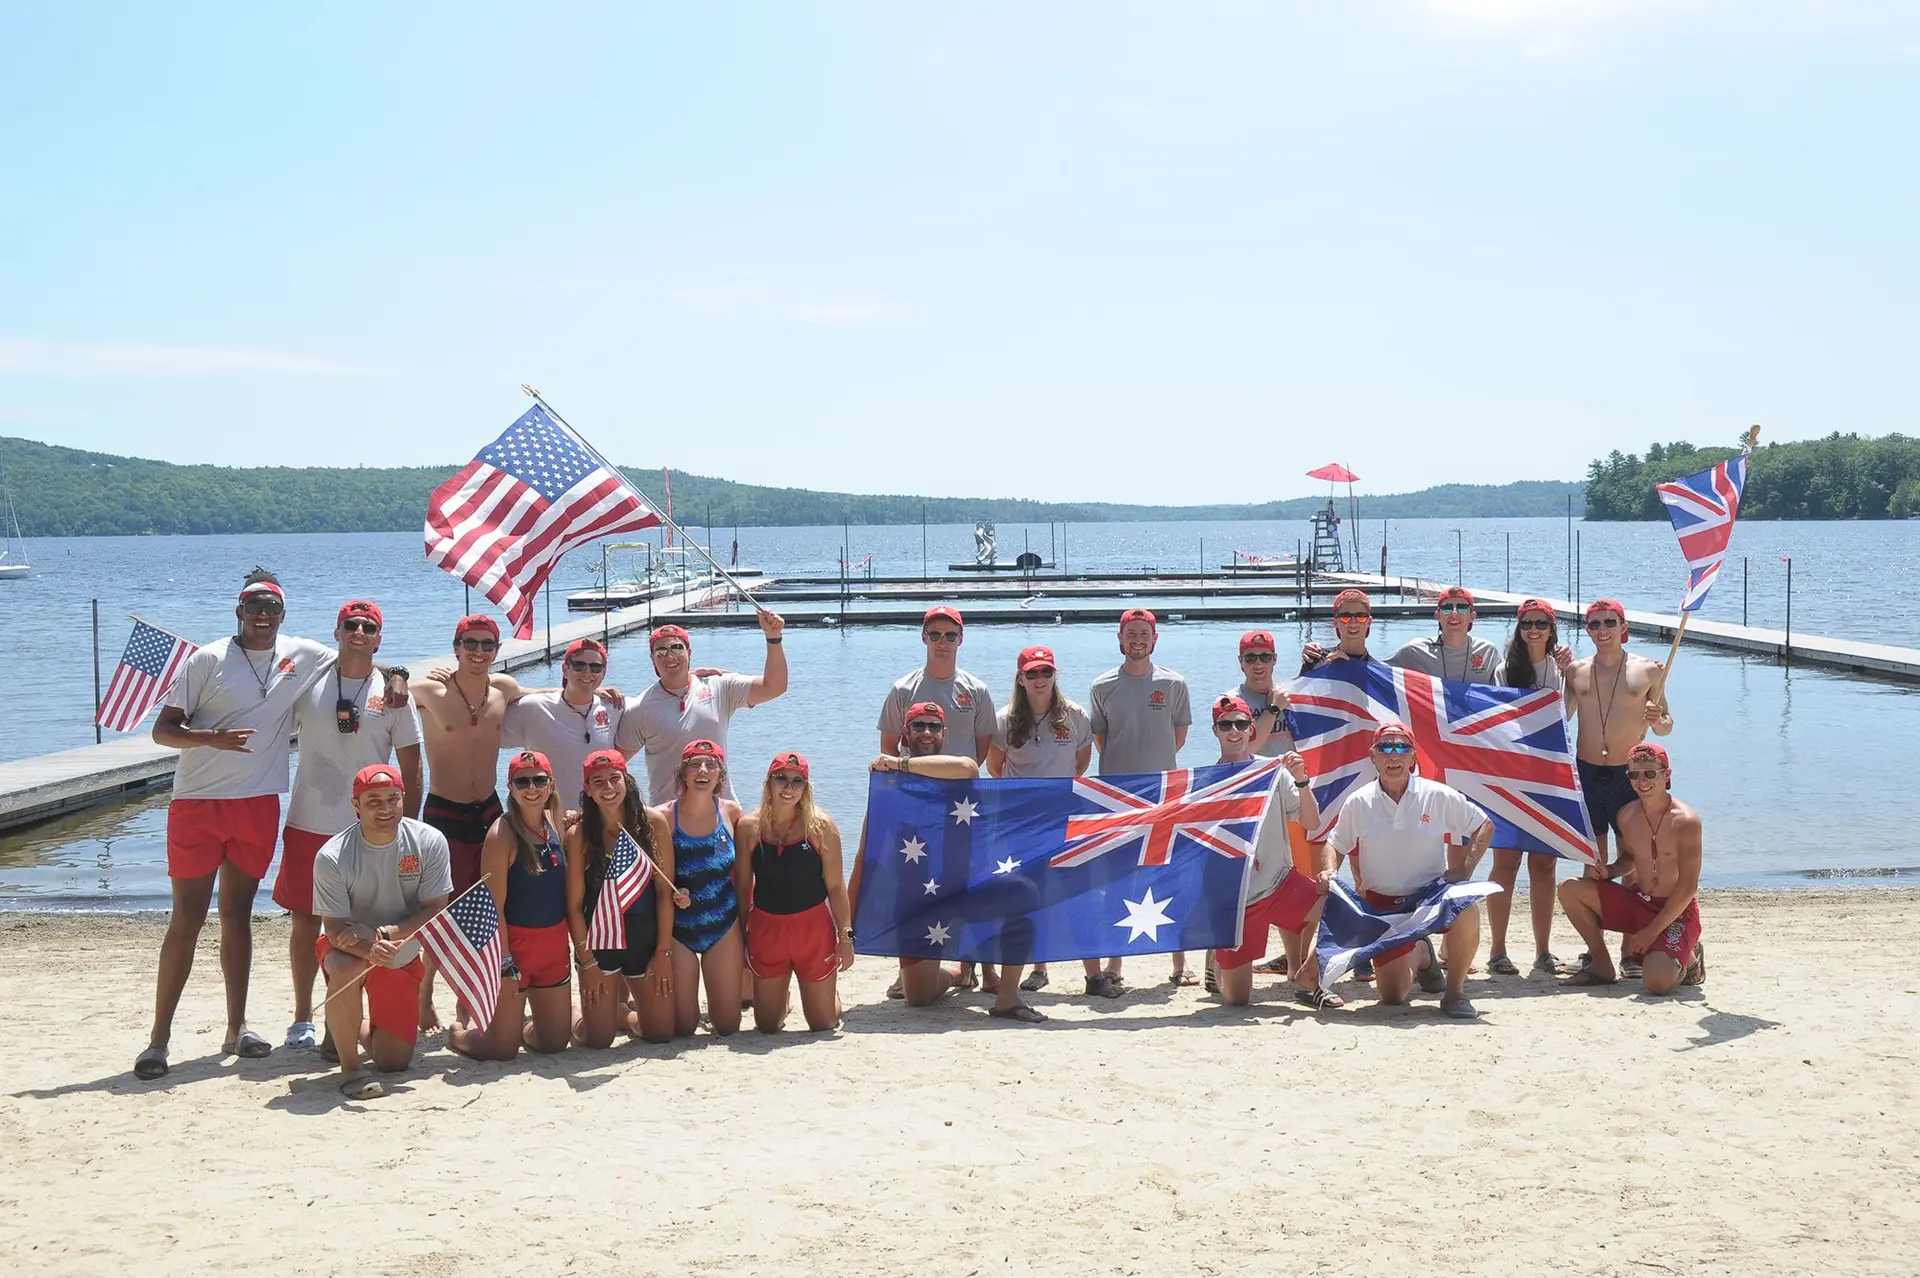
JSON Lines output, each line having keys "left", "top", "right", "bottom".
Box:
{"left": 747, "top": 902, "right": 838, "bottom": 984}
{"left": 1216, "top": 871, "right": 1321, "bottom": 971}
{"left": 166, "top": 795, "right": 281, "bottom": 881}
{"left": 316, "top": 935, "right": 423, "bottom": 1047}
{"left": 1597, "top": 881, "right": 1702, "bottom": 969}
{"left": 508, "top": 922, "right": 571, "bottom": 991}
{"left": 271, "top": 825, "right": 332, "bottom": 914}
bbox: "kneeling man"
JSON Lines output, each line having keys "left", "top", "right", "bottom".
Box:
{"left": 1326, "top": 722, "right": 1494, "bottom": 1020}
{"left": 1558, "top": 744, "right": 1704, "bottom": 994}
{"left": 313, "top": 764, "right": 453, "bottom": 1099}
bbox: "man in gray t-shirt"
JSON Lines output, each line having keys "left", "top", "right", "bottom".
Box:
{"left": 877, "top": 605, "right": 996, "bottom": 763}
{"left": 1388, "top": 586, "right": 1501, "bottom": 684}
{"left": 615, "top": 609, "right": 788, "bottom": 802}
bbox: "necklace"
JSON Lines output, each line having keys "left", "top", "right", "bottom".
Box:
{"left": 450, "top": 673, "right": 487, "bottom": 726}
{"left": 563, "top": 692, "right": 595, "bottom": 743}
{"left": 1592, "top": 657, "right": 1627, "bottom": 759}
{"left": 239, "top": 641, "right": 277, "bottom": 700}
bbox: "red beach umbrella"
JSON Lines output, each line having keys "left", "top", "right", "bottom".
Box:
{"left": 1306, "top": 462, "right": 1360, "bottom": 485}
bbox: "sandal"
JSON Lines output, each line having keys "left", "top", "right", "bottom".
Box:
{"left": 133, "top": 1046, "right": 169, "bottom": 1081}
{"left": 1253, "top": 955, "right": 1290, "bottom": 975}
{"left": 988, "top": 1003, "right": 1048, "bottom": 1024}
{"left": 1019, "top": 969, "right": 1050, "bottom": 993}
{"left": 1170, "top": 969, "right": 1200, "bottom": 988}
{"left": 223, "top": 1030, "right": 273, "bottom": 1060}
{"left": 1534, "top": 953, "right": 1567, "bottom": 977}
{"left": 1681, "top": 943, "right": 1707, "bottom": 986}
{"left": 1294, "top": 987, "right": 1345, "bottom": 1011}
{"left": 1561, "top": 966, "right": 1618, "bottom": 987}
{"left": 338, "top": 1071, "right": 387, "bottom": 1101}
{"left": 1487, "top": 953, "right": 1521, "bottom": 977}
{"left": 1414, "top": 940, "right": 1447, "bottom": 994}
{"left": 886, "top": 977, "right": 905, "bottom": 1000}
{"left": 284, "top": 1021, "right": 318, "bottom": 1050}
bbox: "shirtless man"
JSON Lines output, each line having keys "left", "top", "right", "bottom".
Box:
{"left": 847, "top": 702, "right": 982, "bottom": 1007}
{"left": 1557, "top": 744, "right": 1704, "bottom": 994}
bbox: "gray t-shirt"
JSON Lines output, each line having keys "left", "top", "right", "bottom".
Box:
{"left": 311, "top": 818, "right": 453, "bottom": 966}
{"left": 164, "top": 635, "right": 335, "bottom": 800}
{"left": 1228, "top": 681, "right": 1292, "bottom": 756}
{"left": 615, "top": 673, "right": 756, "bottom": 803}
{"left": 1089, "top": 665, "right": 1192, "bottom": 776}
{"left": 287, "top": 668, "right": 422, "bottom": 835}
{"left": 877, "top": 668, "right": 997, "bottom": 760}
{"left": 1246, "top": 768, "right": 1305, "bottom": 902}
{"left": 1387, "top": 636, "right": 1502, "bottom": 684}
{"left": 504, "top": 690, "right": 622, "bottom": 809}
{"left": 992, "top": 701, "right": 1093, "bottom": 778}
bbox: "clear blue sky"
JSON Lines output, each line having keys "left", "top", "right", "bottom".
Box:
{"left": 2, "top": 2, "right": 1915, "bottom": 504}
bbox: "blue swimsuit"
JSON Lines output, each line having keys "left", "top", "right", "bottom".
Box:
{"left": 670, "top": 804, "right": 740, "bottom": 954}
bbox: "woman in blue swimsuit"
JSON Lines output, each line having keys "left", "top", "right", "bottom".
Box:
{"left": 660, "top": 739, "right": 746, "bottom": 1036}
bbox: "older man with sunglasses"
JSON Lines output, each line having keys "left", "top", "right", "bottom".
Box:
{"left": 877, "top": 605, "right": 996, "bottom": 764}
{"left": 618, "top": 609, "right": 788, "bottom": 803}
{"left": 275, "top": 599, "right": 419, "bottom": 1053}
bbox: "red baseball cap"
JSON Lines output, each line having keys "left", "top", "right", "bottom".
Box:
{"left": 1372, "top": 721, "right": 1415, "bottom": 748}
{"left": 649, "top": 624, "right": 691, "bottom": 647}
{"left": 768, "top": 750, "right": 810, "bottom": 778}
{"left": 1585, "top": 598, "right": 1626, "bottom": 622}
{"left": 1018, "top": 645, "right": 1056, "bottom": 672}
{"left": 923, "top": 606, "right": 964, "bottom": 631}
{"left": 1331, "top": 589, "right": 1372, "bottom": 614}
{"left": 453, "top": 613, "right": 500, "bottom": 643}
{"left": 1517, "top": 598, "right": 1554, "bottom": 620}
{"left": 352, "top": 763, "right": 405, "bottom": 798}
{"left": 1212, "top": 694, "right": 1253, "bottom": 723}
{"left": 1436, "top": 585, "right": 1475, "bottom": 607}
{"left": 1627, "top": 743, "right": 1670, "bottom": 773}
{"left": 565, "top": 637, "right": 607, "bottom": 662}
{"left": 681, "top": 738, "right": 724, "bottom": 763}
{"left": 904, "top": 701, "right": 946, "bottom": 724}
{"left": 239, "top": 580, "right": 285, "bottom": 603}
{"left": 337, "top": 599, "right": 381, "bottom": 628}
{"left": 582, "top": 748, "right": 627, "bottom": 781}
{"left": 1239, "top": 630, "right": 1276, "bottom": 655}
{"left": 1118, "top": 607, "right": 1157, "bottom": 630}
{"left": 508, "top": 749, "right": 552, "bottom": 780}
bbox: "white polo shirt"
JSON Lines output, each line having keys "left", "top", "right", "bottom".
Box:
{"left": 1326, "top": 776, "right": 1487, "bottom": 898}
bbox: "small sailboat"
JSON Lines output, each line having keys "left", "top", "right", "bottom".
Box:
{"left": 0, "top": 463, "right": 28, "bottom": 580}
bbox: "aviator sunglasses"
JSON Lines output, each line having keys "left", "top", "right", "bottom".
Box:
{"left": 1626, "top": 767, "right": 1666, "bottom": 781}
{"left": 568, "top": 659, "right": 606, "bottom": 673}
{"left": 1334, "top": 611, "right": 1369, "bottom": 623}
{"left": 1022, "top": 667, "right": 1056, "bottom": 680}
{"left": 1215, "top": 718, "right": 1254, "bottom": 732}
{"left": 341, "top": 618, "right": 379, "bottom": 635}
{"left": 907, "top": 719, "right": 945, "bottom": 734}
{"left": 1437, "top": 603, "right": 1473, "bottom": 615}
{"left": 511, "top": 773, "right": 552, "bottom": 790}
{"left": 1241, "top": 652, "right": 1276, "bottom": 664}
{"left": 1586, "top": 616, "right": 1622, "bottom": 631}
{"left": 1517, "top": 618, "right": 1553, "bottom": 631}
{"left": 458, "top": 637, "right": 498, "bottom": 652}
{"left": 923, "top": 630, "right": 961, "bottom": 644}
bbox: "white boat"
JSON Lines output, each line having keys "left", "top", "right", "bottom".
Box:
{"left": 0, "top": 464, "right": 27, "bottom": 580}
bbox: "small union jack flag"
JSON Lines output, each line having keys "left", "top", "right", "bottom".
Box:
{"left": 1656, "top": 441, "right": 1752, "bottom": 612}
{"left": 418, "top": 882, "right": 507, "bottom": 1031}
{"left": 585, "top": 828, "right": 654, "bottom": 951}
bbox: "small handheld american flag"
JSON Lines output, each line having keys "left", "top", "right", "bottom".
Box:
{"left": 418, "top": 881, "right": 507, "bottom": 1032}
{"left": 585, "top": 828, "right": 654, "bottom": 952}
{"left": 97, "top": 619, "right": 198, "bottom": 733}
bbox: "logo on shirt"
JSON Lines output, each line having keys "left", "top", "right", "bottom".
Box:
{"left": 1053, "top": 724, "right": 1073, "bottom": 741}
{"left": 1419, "top": 813, "right": 1431, "bottom": 825}
{"left": 366, "top": 696, "right": 385, "bottom": 712}
{"left": 1470, "top": 653, "right": 1490, "bottom": 671}
{"left": 1149, "top": 690, "right": 1166, "bottom": 709}
{"left": 276, "top": 657, "right": 297, "bottom": 674}
{"left": 398, "top": 854, "right": 421, "bottom": 876}
{"left": 594, "top": 708, "right": 610, "bottom": 727}
{"left": 695, "top": 684, "right": 713, "bottom": 703}
{"left": 953, "top": 689, "right": 973, "bottom": 709}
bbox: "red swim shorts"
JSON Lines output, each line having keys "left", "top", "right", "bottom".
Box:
{"left": 1216, "top": 871, "right": 1321, "bottom": 971}
{"left": 508, "top": 922, "right": 571, "bottom": 991}
{"left": 167, "top": 795, "right": 281, "bottom": 881}
{"left": 315, "top": 934, "right": 424, "bottom": 1047}
{"left": 271, "top": 825, "right": 332, "bottom": 914}
{"left": 1597, "top": 881, "right": 1702, "bottom": 970}
{"left": 747, "top": 902, "right": 838, "bottom": 984}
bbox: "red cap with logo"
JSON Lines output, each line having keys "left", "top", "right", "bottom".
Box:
{"left": 453, "top": 614, "right": 500, "bottom": 644}
{"left": 1018, "top": 645, "right": 1056, "bottom": 672}
{"left": 1517, "top": 598, "right": 1554, "bottom": 620}
{"left": 768, "top": 750, "right": 810, "bottom": 778}
{"left": 582, "top": 748, "right": 627, "bottom": 782}
{"left": 649, "top": 624, "right": 690, "bottom": 647}
{"left": 1372, "top": 721, "right": 1416, "bottom": 748}
{"left": 1118, "top": 607, "right": 1157, "bottom": 631}
{"left": 923, "top": 606, "right": 964, "bottom": 631}
{"left": 904, "top": 701, "right": 946, "bottom": 724}
{"left": 681, "top": 738, "right": 724, "bottom": 763}
{"left": 337, "top": 599, "right": 382, "bottom": 628}
{"left": 1239, "top": 630, "right": 1276, "bottom": 655}
{"left": 1332, "top": 588, "right": 1372, "bottom": 614}
{"left": 1435, "top": 585, "right": 1475, "bottom": 607}
{"left": 1212, "top": 694, "right": 1253, "bottom": 723}
{"left": 1627, "top": 742, "right": 1670, "bottom": 777}
{"left": 1585, "top": 598, "right": 1626, "bottom": 622}
{"left": 352, "top": 763, "right": 405, "bottom": 797}
{"left": 508, "top": 750, "right": 552, "bottom": 780}
{"left": 565, "top": 637, "right": 607, "bottom": 662}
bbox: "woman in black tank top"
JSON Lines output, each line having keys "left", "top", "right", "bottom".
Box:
{"left": 735, "top": 751, "right": 852, "bottom": 1033}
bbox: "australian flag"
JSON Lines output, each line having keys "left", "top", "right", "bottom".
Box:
{"left": 1287, "top": 659, "right": 1598, "bottom": 865}
{"left": 1315, "top": 879, "right": 1503, "bottom": 987}
{"left": 852, "top": 760, "right": 1286, "bottom": 964}
{"left": 1656, "top": 441, "right": 1751, "bottom": 612}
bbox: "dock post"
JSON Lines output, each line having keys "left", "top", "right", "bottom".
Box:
{"left": 92, "top": 599, "right": 102, "bottom": 744}
{"left": 465, "top": 584, "right": 471, "bottom": 615}
{"left": 1783, "top": 556, "right": 1793, "bottom": 661}
{"left": 545, "top": 577, "right": 552, "bottom": 661}
{"left": 1505, "top": 532, "right": 1511, "bottom": 594}
{"left": 602, "top": 544, "right": 611, "bottom": 647}
{"left": 1454, "top": 528, "right": 1463, "bottom": 585}
{"left": 1743, "top": 557, "right": 1748, "bottom": 626}
{"left": 921, "top": 505, "right": 928, "bottom": 584}
{"left": 1575, "top": 530, "right": 1581, "bottom": 615}
{"left": 1566, "top": 494, "right": 1573, "bottom": 601}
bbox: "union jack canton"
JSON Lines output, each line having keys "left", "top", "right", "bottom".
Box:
{"left": 1656, "top": 443, "right": 1751, "bottom": 612}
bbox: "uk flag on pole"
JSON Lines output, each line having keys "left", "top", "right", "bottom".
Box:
{"left": 1286, "top": 659, "right": 1598, "bottom": 865}
{"left": 1656, "top": 442, "right": 1752, "bottom": 611}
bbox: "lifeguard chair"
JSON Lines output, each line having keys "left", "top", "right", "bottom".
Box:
{"left": 1310, "top": 502, "right": 1345, "bottom": 573}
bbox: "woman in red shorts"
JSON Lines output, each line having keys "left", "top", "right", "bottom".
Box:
{"left": 735, "top": 751, "right": 853, "bottom": 1032}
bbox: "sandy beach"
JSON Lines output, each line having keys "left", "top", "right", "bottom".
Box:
{"left": 3, "top": 889, "right": 1916, "bottom": 1276}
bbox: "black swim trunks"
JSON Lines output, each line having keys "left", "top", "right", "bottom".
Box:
{"left": 1577, "top": 758, "right": 1636, "bottom": 837}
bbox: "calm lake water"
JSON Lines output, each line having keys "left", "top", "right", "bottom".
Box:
{"left": 2, "top": 517, "right": 1915, "bottom": 906}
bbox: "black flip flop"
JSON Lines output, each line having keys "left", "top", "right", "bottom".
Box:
{"left": 133, "top": 1046, "right": 169, "bottom": 1081}
{"left": 988, "top": 1003, "right": 1047, "bottom": 1024}
{"left": 224, "top": 1030, "right": 273, "bottom": 1059}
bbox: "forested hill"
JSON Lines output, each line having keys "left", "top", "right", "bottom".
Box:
{"left": 0, "top": 436, "right": 1582, "bottom": 536}
{"left": 1583, "top": 433, "right": 1920, "bottom": 521}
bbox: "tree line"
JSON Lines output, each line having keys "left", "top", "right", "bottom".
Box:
{"left": 1583, "top": 432, "right": 1920, "bottom": 521}
{"left": 1, "top": 435, "right": 1583, "bottom": 537}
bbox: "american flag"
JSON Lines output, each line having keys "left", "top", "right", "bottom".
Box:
{"left": 97, "top": 620, "right": 198, "bottom": 733}
{"left": 585, "top": 828, "right": 654, "bottom": 951}
{"left": 1656, "top": 442, "right": 1752, "bottom": 612}
{"left": 1052, "top": 756, "right": 1283, "bottom": 869}
{"left": 424, "top": 406, "right": 661, "bottom": 639}
{"left": 418, "top": 882, "right": 507, "bottom": 1032}
{"left": 1287, "top": 658, "right": 1599, "bottom": 865}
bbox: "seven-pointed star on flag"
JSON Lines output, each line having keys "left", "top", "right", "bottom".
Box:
{"left": 899, "top": 836, "right": 928, "bottom": 864}
{"left": 1114, "top": 889, "right": 1175, "bottom": 943}
{"left": 950, "top": 798, "right": 978, "bottom": 824}
{"left": 924, "top": 922, "right": 952, "bottom": 946}
{"left": 993, "top": 857, "right": 1020, "bottom": 875}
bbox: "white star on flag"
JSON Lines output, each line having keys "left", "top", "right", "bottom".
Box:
{"left": 898, "top": 836, "right": 928, "bottom": 864}
{"left": 1115, "top": 889, "right": 1175, "bottom": 943}
{"left": 924, "top": 922, "right": 952, "bottom": 946}
{"left": 949, "top": 798, "right": 978, "bottom": 825}
{"left": 993, "top": 857, "right": 1020, "bottom": 875}
{"left": 922, "top": 879, "right": 941, "bottom": 896}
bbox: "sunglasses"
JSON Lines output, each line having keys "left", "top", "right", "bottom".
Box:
{"left": 684, "top": 757, "right": 722, "bottom": 771}
{"left": 1586, "top": 617, "right": 1622, "bottom": 630}
{"left": 1214, "top": 718, "right": 1254, "bottom": 732}
{"left": 241, "top": 599, "right": 284, "bottom": 616}
{"left": 511, "top": 773, "right": 552, "bottom": 790}
{"left": 340, "top": 618, "right": 379, "bottom": 635}
{"left": 1374, "top": 741, "right": 1415, "bottom": 755}
{"left": 923, "top": 630, "right": 961, "bottom": 643}
{"left": 769, "top": 772, "right": 808, "bottom": 789}
{"left": 568, "top": 660, "right": 606, "bottom": 673}
{"left": 587, "top": 771, "right": 624, "bottom": 787}
{"left": 1241, "top": 652, "right": 1276, "bottom": 664}
{"left": 1626, "top": 768, "right": 1666, "bottom": 781}
{"left": 651, "top": 642, "right": 688, "bottom": 656}
{"left": 1022, "top": 667, "right": 1056, "bottom": 680}
{"left": 907, "top": 719, "right": 945, "bottom": 734}
{"left": 1517, "top": 619, "right": 1553, "bottom": 631}
{"left": 458, "top": 637, "right": 498, "bottom": 652}
{"left": 1334, "top": 611, "right": 1369, "bottom": 623}
{"left": 1437, "top": 603, "right": 1473, "bottom": 615}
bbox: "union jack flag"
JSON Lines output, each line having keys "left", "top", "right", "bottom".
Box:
{"left": 1287, "top": 659, "right": 1598, "bottom": 864}
{"left": 1053, "top": 756, "right": 1285, "bottom": 868}
{"left": 425, "top": 405, "right": 661, "bottom": 640}
{"left": 417, "top": 881, "right": 507, "bottom": 1032}
{"left": 585, "top": 828, "right": 654, "bottom": 951}
{"left": 1656, "top": 443, "right": 1751, "bottom": 612}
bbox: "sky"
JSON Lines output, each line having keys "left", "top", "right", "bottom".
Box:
{"left": 2, "top": 1, "right": 1916, "bottom": 504}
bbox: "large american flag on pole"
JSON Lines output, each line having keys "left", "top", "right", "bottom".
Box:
{"left": 425, "top": 406, "right": 661, "bottom": 639}
{"left": 1656, "top": 442, "right": 1752, "bottom": 612}
{"left": 97, "top": 619, "right": 198, "bottom": 733}
{"left": 1287, "top": 659, "right": 1599, "bottom": 865}
{"left": 417, "top": 881, "right": 507, "bottom": 1031}
{"left": 585, "top": 829, "right": 654, "bottom": 951}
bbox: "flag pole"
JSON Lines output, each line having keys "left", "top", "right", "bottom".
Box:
{"left": 1650, "top": 425, "right": 1759, "bottom": 711}
{"left": 322, "top": 875, "right": 492, "bottom": 1008}
{"left": 521, "top": 386, "right": 767, "bottom": 610}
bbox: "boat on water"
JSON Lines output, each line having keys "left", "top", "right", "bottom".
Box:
{"left": 0, "top": 464, "right": 28, "bottom": 580}
{"left": 565, "top": 542, "right": 762, "bottom": 612}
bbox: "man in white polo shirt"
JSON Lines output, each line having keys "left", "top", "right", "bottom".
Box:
{"left": 1326, "top": 721, "right": 1495, "bottom": 1020}
{"left": 276, "top": 598, "right": 421, "bottom": 1053}
{"left": 618, "top": 609, "right": 788, "bottom": 802}
{"left": 877, "top": 605, "right": 996, "bottom": 764}
{"left": 503, "top": 637, "right": 623, "bottom": 811}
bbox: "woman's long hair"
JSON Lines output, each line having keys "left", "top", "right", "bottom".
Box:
{"left": 1501, "top": 616, "right": 1561, "bottom": 689}
{"left": 505, "top": 781, "right": 565, "bottom": 875}
{"left": 579, "top": 769, "right": 653, "bottom": 882}
{"left": 1004, "top": 674, "right": 1072, "bottom": 750}
{"left": 755, "top": 775, "right": 830, "bottom": 844}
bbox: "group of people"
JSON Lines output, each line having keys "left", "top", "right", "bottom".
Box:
{"left": 132, "top": 570, "right": 1705, "bottom": 1097}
